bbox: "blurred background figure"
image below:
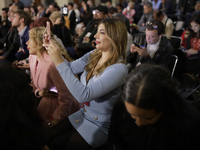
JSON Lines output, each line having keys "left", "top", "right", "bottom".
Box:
{"left": 152, "top": 0, "right": 162, "bottom": 10}
{"left": 182, "top": 14, "right": 200, "bottom": 75}
{"left": 0, "top": 7, "right": 11, "bottom": 48}
{"left": 153, "top": 10, "right": 174, "bottom": 39}
{"left": 137, "top": 2, "right": 154, "bottom": 32}
{"left": 0, "top": 64, "right": 48, "bottom": 150}
{"left": 122, "top": 2, "right": 135, "bottom": 25}
{"left": 116, "top": 3, "right": 124, "bottom": 13}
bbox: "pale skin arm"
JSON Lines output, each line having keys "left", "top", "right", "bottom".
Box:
{"left": 130, "top": 44, "right": 149, "bottom": 58}
{"left": 44, "top": 38, "right": 64, "bottom": 66}
{"left": 182, "top": 48, "right": 198, "bottom": 56}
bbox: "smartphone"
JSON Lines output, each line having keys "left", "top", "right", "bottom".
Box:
{"left": 140, "top": 45, "right": 145, "bottom": 48}
{"left": 50, "top": 87, "right": 58, "bottom": 93}
{"left": 43, "top": 22, "right": 51, "bottom": 45}
{"left": 46, "top": 21, "right": 51, "bottom": 38}
{"left": 181, "top": 47, "right": 186, "bottom": 51}
{"left": 61, "top": 7, "right": 68, "bottom": 15}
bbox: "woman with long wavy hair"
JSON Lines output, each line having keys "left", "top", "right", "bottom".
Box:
{"left": 45, "top": 18, "right": 128, "bottom": 150}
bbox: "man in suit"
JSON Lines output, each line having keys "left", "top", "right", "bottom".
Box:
{"left": 37, "top": 3, "right": 47, "bottom": 19}
{"left": 137, "top": 2, "right": 154, "bottom": 32}
{"left": 67, "top": 2, "right": 76, "bottom": 35}
{"left": 127, "top": 19, "right": 173, "bottom": 71}
{"left": 12, "top": 10, "right": 31, "bottom": 61}
{"left": 0, "top": 3, "right": 21, "bottom": 62}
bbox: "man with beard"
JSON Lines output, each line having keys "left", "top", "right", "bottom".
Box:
{"left": 12, "top": 10, "right": 31, "bottom": 61}
{"left": 74, "top": 5, "right": 108, "bottom": 59}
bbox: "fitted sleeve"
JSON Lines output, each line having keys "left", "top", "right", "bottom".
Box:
{"left": 66, "top": 50, "right": 92, "bottom": 75}
{"left": 56, "top": 62, "right": 127, "bottom": 103}
{"left": 49, "top": 63, "right": 80, "bottom": 122}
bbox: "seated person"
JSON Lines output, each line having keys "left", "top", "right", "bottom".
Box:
{"left": 13, "top": 10, "right": 31, "bottom": 61}
{"left": 127, "top": 19, "right": 173, "bottom": 71}
{"left": 106, "top": 64, "right": 200, "bottom": 150}
{"left": 0, "top": 3, "right": 20, "bottom": 63}
{"left": 153, "top": 10, "right": 174, "bottom": 39}
{"left": 182, "top": 14, "right": 200, "bottom": 75}
{"left": 28, "top": 27, "right": 81, "bottom": 126}
{"left": 137, "top": 2, "right": 154, "bottom": 32}
{"left": 0, "top": 10, "right": 31, "bottom": 62}
{"left": 74, "top": 5, "right": 108, "bottom": 59}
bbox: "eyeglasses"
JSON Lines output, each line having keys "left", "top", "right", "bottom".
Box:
{"left": 146, "top": 21, "right": 158, "bottom": 29}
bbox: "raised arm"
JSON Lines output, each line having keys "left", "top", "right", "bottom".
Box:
{"left": 56, "top": 62, "right": 127, "bottom": 103}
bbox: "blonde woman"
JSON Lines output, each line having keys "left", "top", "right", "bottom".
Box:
{"left": 46, "top": 18, "right": 128, "bottom": 149}
{"left": 27, "top": 27, "right": 81, "bottom": 127}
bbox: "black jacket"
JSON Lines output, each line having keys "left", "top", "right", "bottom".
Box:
{"left": 53, "top": 24, "right": 71, "bottom": 47}
{"left": 2, "top": 27, "right": 20, "bottom": 62}
{"left": 127, "top": 36, "right": 173, "bottom": 70}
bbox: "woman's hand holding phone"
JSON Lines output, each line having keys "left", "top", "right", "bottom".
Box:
{"left": 43, "top": 21, "right": 51, "bottom": 49}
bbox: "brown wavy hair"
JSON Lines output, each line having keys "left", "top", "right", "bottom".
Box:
{"left": 85, "top": 18, "right": 127, "bottom": 78}
{"left": 29, "top": 27, "right": 72, "bottom": 62}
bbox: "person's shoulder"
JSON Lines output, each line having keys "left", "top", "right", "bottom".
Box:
{"left": 107, "top": 62, "right": 127, "bottom": 71}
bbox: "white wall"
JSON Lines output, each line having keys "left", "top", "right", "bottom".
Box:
{"left": 55, "top": 0, "right": 117, "bottom": 7}
{"left": 56, "top": 0, "right": 70, "bottom": 7}
{"left": 1, "top": 0, "right": 12, "bottom": 11}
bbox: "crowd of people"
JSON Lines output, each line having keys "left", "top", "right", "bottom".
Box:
{"left": 1, "top": 0, "right": 200, "bottom": 150}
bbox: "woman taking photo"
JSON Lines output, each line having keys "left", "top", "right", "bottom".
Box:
{"left": 45, "top": 18, "right": 128, "bottom": 149}
{"left": 27, "top": 27, "right": 81, "bottom": 127}
{"left": 183, "top": 14, "right": 200, "bottom": 74}
{"left": 107, "top": 64, "right": 200, "bottom": 150}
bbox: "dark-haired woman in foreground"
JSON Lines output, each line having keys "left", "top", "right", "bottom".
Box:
{"left": 107, "top": 64, "right": 200, "bottom": 150}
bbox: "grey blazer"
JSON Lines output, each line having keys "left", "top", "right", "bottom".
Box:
{"left": 137, "top": 10, "right": 154, "bottom": 31}
{"left": 56, "top": 50, "right": 128, "bottom": 148}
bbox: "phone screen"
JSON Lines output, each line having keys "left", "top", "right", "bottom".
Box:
{"left": 63, "top": 7, "right": 68, "bottom": 15}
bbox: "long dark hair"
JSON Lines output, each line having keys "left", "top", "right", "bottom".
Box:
{"left": 121, "top": 64, "right": 200, "bottom": 149}
{"left": 122, "top": 64, "right": 183, "bottom": 113}
{"left": 190, "top": 14, "right": 200, "bottom": 38}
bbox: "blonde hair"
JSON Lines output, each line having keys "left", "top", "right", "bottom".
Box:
{"left": 128, "top": 2, "right": 135, "bottom": 8}
{"left": 49, "top": 11, "right": 61, "bottom": 21}
{"left": 85, "top": 18, "right": 127, "bottom": 78}
{"left": 29, "top": 27, "right": 72, "bottom": 62}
